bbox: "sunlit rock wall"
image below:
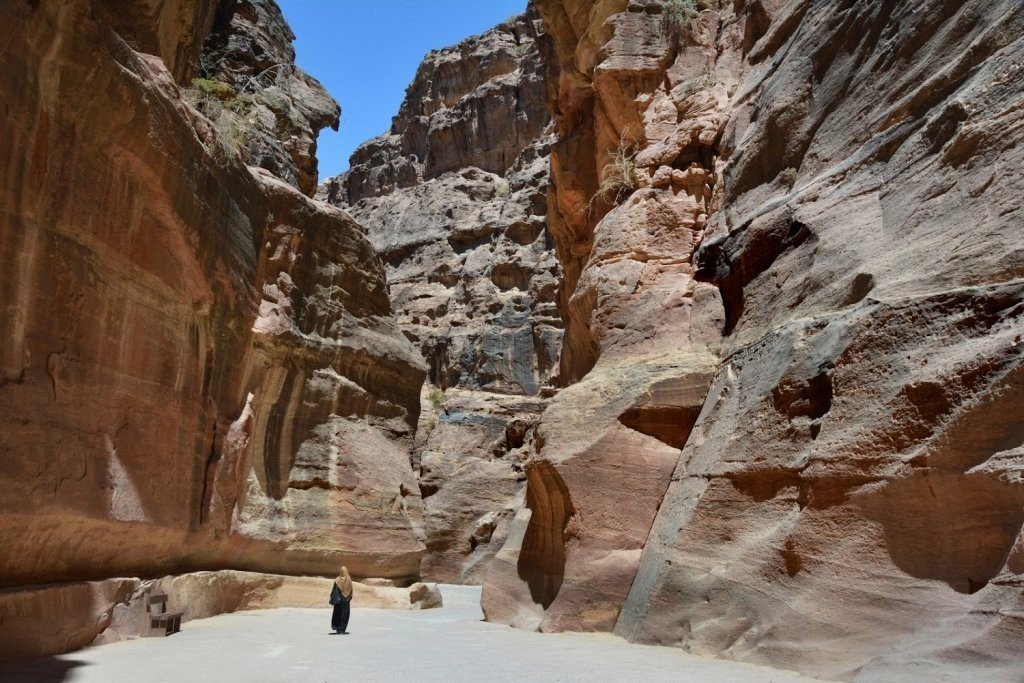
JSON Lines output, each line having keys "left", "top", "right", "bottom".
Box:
{"left": 0, "top": 0, "right": 427, "bottom": 591}
{"left": 321, "top": 8, "right": 563, "bottom": 584}
{"left": 483, "top": 1, "right": 1024, "bottom": 681}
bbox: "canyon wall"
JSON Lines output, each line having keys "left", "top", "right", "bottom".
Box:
{"left": 0, "top": 0, "right": 427, "bottom": 589}
{"left": 2, "top": 0, "right": 1023, "bottom": 678}
{"left": 321, "top": 9, "right": 563, "bottom": 583}
{"left": 481, "top": 0, "right": 1024, "bottom": 681}
{"left": 482, "top": 0, "right": 727, "bottom": 632}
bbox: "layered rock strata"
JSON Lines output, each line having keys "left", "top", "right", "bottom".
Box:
{"left": 321, "top": 10, "right": 563, "bottom": 583}
{"left": 484, "top": 1, "right": 1024, "bottom": 680}
{"left": 0, "top": 0, "right": 426, "bottom": 596}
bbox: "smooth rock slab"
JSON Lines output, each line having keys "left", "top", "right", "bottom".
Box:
{"left": 0, "top": 586, "right": 822, "bottom": 683}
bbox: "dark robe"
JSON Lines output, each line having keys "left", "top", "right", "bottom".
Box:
{"left": 330, "top": 582, "right": 350, "bottom": 633}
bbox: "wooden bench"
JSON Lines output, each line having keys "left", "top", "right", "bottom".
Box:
{"left": 144, "top": 593, "right": 183, "bottom": 637}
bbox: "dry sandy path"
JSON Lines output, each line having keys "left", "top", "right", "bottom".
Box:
{"left": 1, "top": 586, "right": 825, "bottom": 682}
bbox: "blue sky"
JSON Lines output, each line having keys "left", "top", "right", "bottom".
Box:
{"left": 277, "top": 0, "right": 529, "bottom": 181}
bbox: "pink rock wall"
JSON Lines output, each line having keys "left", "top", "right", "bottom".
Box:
{"left": 483, "top": 1, "right": 1024, "bottom": 680}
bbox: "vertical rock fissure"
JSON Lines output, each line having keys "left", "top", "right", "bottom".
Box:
{"left": 517, "top": 461, "right": 573, "bottom": 609}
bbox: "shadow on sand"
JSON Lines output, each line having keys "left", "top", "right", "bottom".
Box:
{"left": 0, "top": 656, "right": 88, "bottom": 682}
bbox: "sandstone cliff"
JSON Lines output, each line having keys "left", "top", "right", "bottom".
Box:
{"left": 481, "top": 1, "right": 1024, "bottom": 681}
{"left": 2, "top": 0, "right": 1023, "bottom": 678}
{"left": 0, "top": 0, "right": 427, "bottom": 590}
{"left": 321, "top": 9, "right": 563, "bottom": 583}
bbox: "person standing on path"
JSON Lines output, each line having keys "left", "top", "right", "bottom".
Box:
{"left": 330, "top": 566, "right": 354, "bottom": 634}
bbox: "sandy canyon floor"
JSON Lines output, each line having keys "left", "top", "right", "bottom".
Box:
{"left": 0, "top": 586, "right": 823, "bottom": 682}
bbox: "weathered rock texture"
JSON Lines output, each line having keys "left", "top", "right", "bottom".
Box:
{"left": 482, "top": 1, "right": 1024, "bottom": 681}
{"left": 193, "top": 0, "right": 340, "bottom": 196}
{"left": 321, "top": 10, "right": 564, "bottom": 584}
{"left": 0, "top": 571, "right": 441, "bottom": 662}
{"left": 483, "top": 0, "right": 727, "bottom": 633}
{"left": 4, "top": 0, "right": 1023, "bottom": 678}
{"left": 0, "top": 0, "right": 426, "bottom": 597}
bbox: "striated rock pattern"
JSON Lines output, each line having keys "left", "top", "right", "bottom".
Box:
{"left": 483, "top": 0, "right": 1024, "bottom": 680}
{"left": 88, "top": 0, "right": 220, "bottom": 84}
{"left": 321, "top": 10, "right": 563, "bottom": 584}
{"left": 0, "top": 0, "right": 426, "bottom": 598}
{"left": 4, "top": 0, "right": 1023, "bottom": 678}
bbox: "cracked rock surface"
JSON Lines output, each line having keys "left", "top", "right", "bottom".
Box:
{"left": 321, "top": 8, "right": 563, "bottom": 584}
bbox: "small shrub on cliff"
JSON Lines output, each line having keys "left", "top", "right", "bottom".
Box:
{"left": 593, "top": 131, "right": 639, "bottom": 208}
{"left": 428, "top": 388, "right": 445, "bottom": 410}
{"left": 778, "top": 166, "right": 798, "bottom": 187}
{"left": 215, "top": 113, "right": 251, "bottom": 157}
{"left": 192, "top": 77, "right": 235, "bottom": 100}
{"left": 663, "top": 0, "right": 698, "bottom": 44}
{"left": 185, "top": 79, "right": 253, "bottom": 160}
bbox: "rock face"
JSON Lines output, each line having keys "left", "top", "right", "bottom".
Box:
{"left": 3, "top": 0, "right": 1023, "bottom": 678}
{"left": 482, "top": 0, "right": 726, "bottom": 632}
{"left": 321, "top": 10, "right": 563, "bottom": 584}
{"left": 193, "top": 0, "right": 340, "bottom": 196}
{"left": 0, "top": 579, "right": 139, "bottom": 663}
{"left": 0, "top": 0, "right": 426, "bottom": 595}
{"left": 483, "top": 0, "right": 1024, "bottom": 680}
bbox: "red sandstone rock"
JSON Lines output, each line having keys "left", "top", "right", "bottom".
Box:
{"left": 0, "top": 579, "right": 140, "bottom": 663}
{"left": 3, "top": 0, "right": 1023, "bottom": 679}
{"left": 0, "top": 0, "right": 425, "bottom": 591}
{"left": 483, "top": 0, "right": 726, "bottom": 633}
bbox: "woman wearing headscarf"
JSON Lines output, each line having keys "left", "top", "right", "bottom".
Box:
{"left": 329, "top": 565, "right": 354, "bottom": 634}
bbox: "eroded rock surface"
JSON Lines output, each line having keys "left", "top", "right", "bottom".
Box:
{"left": 482, "top": 0, "right": 727, "bottom": 632}
{"left": 483, "top": 1, "right": 1024, "bottom": 681}
{"left": 0, "top": 0, "right": 425, "bottom": 597}
{"left": 194, "top": 0, "right": 340, "bottom": 196}
{"left": 321, "top": 9, "right": 563, "bottom": 584}
{"left": 3, "top": 0, "right": 1023, "bottom": 679}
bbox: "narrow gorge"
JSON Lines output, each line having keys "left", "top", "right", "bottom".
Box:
{"left": 1, "top": 0, "right": 1022, "bottom": 681}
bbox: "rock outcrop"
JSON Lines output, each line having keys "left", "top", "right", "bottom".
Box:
{"left": 0, "top": 0, "right": 426, "bottom": 598}
{"left": 482, "top": 0, "right": 1024, "bottom": 680}
{"left": 321, "top": 9, "right": 563, "bottom": 584}
{"left": 192, "top": 0, "right": 340, "bottom": 196}
{"left": 3, "top": 0, "right": 1023, "bottom": 678}
{"left": 482, "top": 0, "right": 726, "bottom": 632}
